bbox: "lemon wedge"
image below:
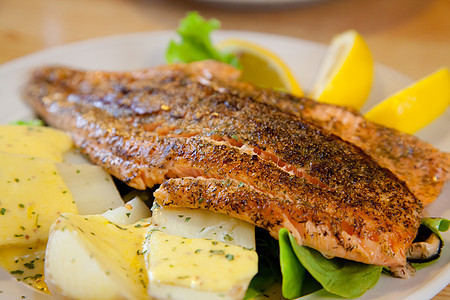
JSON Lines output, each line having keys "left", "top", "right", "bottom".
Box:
{"left": 309, "top": 30, "right": 374, "bottom": 110}
{"left": 217, "top": 38, "right": 303, "bottom": 96}
{"left": 365, "top": 68, "right": 450, "bottom": 134}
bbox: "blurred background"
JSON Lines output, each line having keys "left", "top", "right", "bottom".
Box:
{"left": 0, "top": 0, "right": 449, "bottom": 298}
{"left": 0, "top": 0, "right": 449, "bottom": 80}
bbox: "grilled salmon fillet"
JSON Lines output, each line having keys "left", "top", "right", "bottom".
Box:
{"left": 254, "top": 92, "right": 450, "bottom": 206}
{"left": 23, "top": 62, "right": 422, "bottom": 267}
{"left": 190, "top": 61, "right": 450, "bottom": 206}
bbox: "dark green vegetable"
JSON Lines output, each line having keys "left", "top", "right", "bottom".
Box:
{"left": 278, "top": 229, "right": 322, "bottom": 299}
{"left": 410, "top": 217, "right": 449, "bottom": 270}
{"left": 280, "top": 228, "right": 383, "bottom": 299}
{"left": 279, "top": 228, "right": 307, "bottom": 298}
{"left": 244, "top": 228, "right": 281, "bottom": 300}
{"left": 421, "top": 217, "right": 450, "bottom": 234}
{"left": 165, "top": 12, "right": 240, "bottom": 68}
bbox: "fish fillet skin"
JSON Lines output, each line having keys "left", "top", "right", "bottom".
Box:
{"left": 23, "top": 62, "right": 421, "bottom": 267}
{"left": 247, "top": 86, "right": 450, "bottom": 207}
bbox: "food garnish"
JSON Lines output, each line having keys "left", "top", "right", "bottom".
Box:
{"left": 408, "top": 218, "right": 449, "bottom": 270}
{"left": 365, "top": 68, "right": 450, "bottom": 134}
{"left": 166, "top": 12, "right": 239, "bottom": 68}
{"left": 280, "top": 229, "right": 382, "bottom": 298}
{"left": 167, "top": 12, "right": 302, "bottom": 96}
{"left": 309, "top": 30, "right": 373, "bottom": 110}
{"left": 216, "top": 38, "right": 303, "bottom": 96}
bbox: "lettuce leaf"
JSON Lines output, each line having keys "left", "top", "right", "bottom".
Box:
{"left": 165, "top": 12, "right": 240, "bottom": 68}
{"left": 279, "top": 228, "right": 383, "bottom": 299}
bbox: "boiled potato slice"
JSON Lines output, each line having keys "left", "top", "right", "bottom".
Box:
{"left": 151, "top": 205, "right": 255, "bottom": 249}
{"left": 146, "top": 206, "right": 257, "bottom": 300}
{"left": 103, "top": 197, "right": 151, "bottom": 225}
{"left": 45, "top": 214, "right": 149, "bottom": 300}
{"left": 56, "top": 163, "right": 123, "bottom": 215}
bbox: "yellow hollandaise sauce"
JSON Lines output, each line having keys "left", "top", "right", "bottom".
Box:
{"left": 0, "top": 243, "right": 48, "bottom": 293}
{"left": 0, "top": 125, "right": 72, "bottom": 162}
{"left": 0, "top": 152, "right": 78, "bottom": 247}
{"left": 146, "top": 230, "right": 258, "bottom": 299}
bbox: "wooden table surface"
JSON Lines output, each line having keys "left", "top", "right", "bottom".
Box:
{"left": 0, "top": 0, "right": 449, "bottom": 298}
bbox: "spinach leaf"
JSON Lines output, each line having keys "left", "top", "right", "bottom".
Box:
{"left": 244, "top": 258, "right": 278, "bottom": 300}
{"left": 421, "top": 217, "right": 450, "bottom": 234}
{"left": 165, "top": 12, "right": 240, "bottom": 68}
{"left": 283, "top": 229, "right": 382, "bottom": 298}
{"left": 244, "top": 228, "right": 281, "bottom": 300}
{"left": 279, "top": 228, "right": 321, "bottom": 299}
{"left": 410, "top": 217, "right": 449, "bottom": 270}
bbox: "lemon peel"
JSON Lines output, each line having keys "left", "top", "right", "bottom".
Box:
{"left": 217, "top": 38, "right": 303, "bottom": 97}
{"left": 309, "top": 30, "right": 373, "bottom": 110}
{"left": 365, "top": 68, "right": 450, "bottom": 134}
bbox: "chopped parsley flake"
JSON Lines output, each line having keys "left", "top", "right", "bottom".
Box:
{"left": 223, "top": 234, "right": 234, "bottom": 242}
{"left": 0, "top": 208, "right": 6, "bottom": 215}
{"left": 225, "top": 254, "right": 234, "bottom": 261}
{"left": 24, "top": 262, "right": 35, "bottom": 269}
{"left": 35, "top": 214, "right": 41, "bottom": 228}
{"left": 26, "top": 274, "right": 42, "bottom": 280}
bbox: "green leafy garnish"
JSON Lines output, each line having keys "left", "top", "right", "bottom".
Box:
{"left": 165, "top": 12, "right": 240, "bottom": 68}
{"left": 279, "top": 228, "right": 383, "bottom": 299}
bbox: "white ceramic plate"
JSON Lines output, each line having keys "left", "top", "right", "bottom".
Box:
{"left": 0, "top": 30, "right": 448, "bottom": 300}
